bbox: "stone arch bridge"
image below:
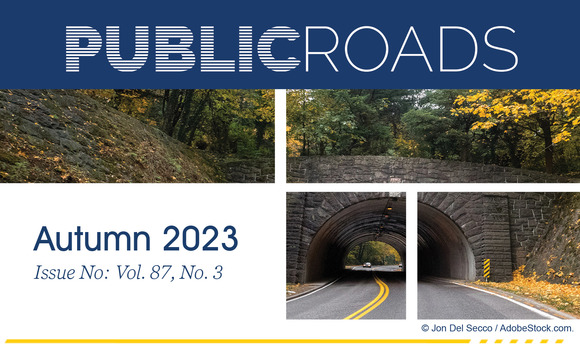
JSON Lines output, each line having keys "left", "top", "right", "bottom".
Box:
{"left": 286, "top": 191, "right": 558, "bottom": 284}
{"left": 287, "top": 156, "right": 570, "bottom": 183}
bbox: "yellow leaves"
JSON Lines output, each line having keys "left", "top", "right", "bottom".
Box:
{"left": 478, "top": 265, "right": 580, "bottom": 315}
{"left": 553, "top": 130, "right": 571, "bottom": 144}
{"left": 454, "top": 96, "right": 466, "bottom": 106}
{"left": 286, "top": 126, "right": 302, "bottom": 157}
{"left": 394, "top": 136, "right": 422, "bottom": 157}
{"left": 456, "top": 90, "right": 580, "bottom": 119}
{"left": 453, "top": 89, "right": 580, "bottom": 161}
{"left": 471, "top": 121, "right": 496, "bottom": 130}
{"left": 476, "top": 106, "right": 493, "bottom": 118}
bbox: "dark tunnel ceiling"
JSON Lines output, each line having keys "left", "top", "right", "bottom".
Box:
{"left": 417, "top": 203, "right": 474, "bottom": 280}
{"left": 306, "top": 197, "right": 406, "bottom": 282}
{"left": 303, "top": 197, "right": 476, "bottom": 282}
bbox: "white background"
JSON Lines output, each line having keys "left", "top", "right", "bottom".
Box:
{"left": 0, "top": 90, "right": 578, "bottom": 358}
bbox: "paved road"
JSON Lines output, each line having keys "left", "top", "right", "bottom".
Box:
{"left": 418, "top": 279, "right": 554, "bottom": 319}
{"left": 287, "top": 267, "right": 405, "bottom": 319}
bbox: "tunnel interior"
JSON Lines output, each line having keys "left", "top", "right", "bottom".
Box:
{"left": 417, "top": 202, "right": 475, "bottom": 280}
{"left": 344, "top": 241, "right": 401, "bottom": 267}
{"left": 305, "top": 197, "right": 406, "bottom": 282}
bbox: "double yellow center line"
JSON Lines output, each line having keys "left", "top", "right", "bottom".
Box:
{"left": 344, "top": 272, "right": 389, "bottom": 320}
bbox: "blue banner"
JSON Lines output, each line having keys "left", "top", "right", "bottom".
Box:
{"left": 0, "top": 0, "right": 577, "bottom": 88}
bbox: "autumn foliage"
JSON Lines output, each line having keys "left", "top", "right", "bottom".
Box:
{"left": 287, "top": 89, "right": 580, "bottom": 177}
{"left": 477, "top": 266, "right": 580, "bottom": 316}
{"left": 453, "top": 89, "right": 580, "bottom": 173}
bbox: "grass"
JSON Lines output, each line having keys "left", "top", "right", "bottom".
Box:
{"left": 476, "top": 266, "right": 580, "bottom": 317}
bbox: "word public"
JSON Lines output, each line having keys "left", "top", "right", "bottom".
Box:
{"left": 65, "top": 25, "right": 518, "bottom": 73}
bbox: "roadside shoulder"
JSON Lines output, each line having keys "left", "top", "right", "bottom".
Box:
{"left": 451, "top": 279, "right": 579, "bottom": 320}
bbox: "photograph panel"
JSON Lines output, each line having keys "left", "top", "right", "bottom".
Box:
{"left": 0, "top": 89, "right": 274, "bottom": 183}
{"left": 287, "top": 192, "right": 406, "bottom": 320}
{"left": 417, "top": 192, "right": 579, "bottom": 320}
{"left": 287, "top": 89, "right": 580, "bottom": 183}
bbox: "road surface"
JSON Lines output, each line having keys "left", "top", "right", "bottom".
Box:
{"left": 287, "top": 266, "right": 405, "bottom": 319}
{"left": 287, "top": 272, "right": 557, "bottom": 320}
{"left": 418, "top": 278, "right": 554, "bottom": 319}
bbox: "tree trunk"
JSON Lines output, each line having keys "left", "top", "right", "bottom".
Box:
{"left": 162, "top": 90, "right": 185, "bottom": 137}
{"left": 539, "top": 118, "right": 554, "bottom": 173}
{"left": 255, "top": 119, "right": 266, "bottom": 149}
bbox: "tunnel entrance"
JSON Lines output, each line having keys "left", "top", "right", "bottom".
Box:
{"left": 345, "top": 241, "right": 402, "bottom": 268}
{"left": 417, "top": 202, "right": 475, "bottom": 280}
{"left": 305, "top": 197, "right": 406, "bottom": 282}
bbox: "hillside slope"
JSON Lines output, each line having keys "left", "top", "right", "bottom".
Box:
{"left": 524, "top": 192, "right": 580, "bottom": 284}
{"left": 0, "top": 90, "right": 225, "bottom": 183}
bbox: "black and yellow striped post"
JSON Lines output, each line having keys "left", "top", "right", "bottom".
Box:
{"left": 483, "top": 259, "right": 491, "bottom": 281}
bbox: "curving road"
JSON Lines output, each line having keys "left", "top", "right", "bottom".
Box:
{"left": 286, "top": 267, "right": 406, "bottom": 320}
{"left": 418, "top": 278, "right": 556, "bottom": 319}
{"left": 287, "top": 272, "right": 558, "bottom": 320}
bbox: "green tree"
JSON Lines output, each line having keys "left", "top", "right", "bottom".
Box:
{"left": 287, "top": 89, "right": 419, "bottom": 156}
{"left": 400, "top": 90, "right": 476, "bottom": 161}
{"left": 345, "top": 241, "right": 401, "bottom": 266}
{"left": 83, "top": 89, "right": 274, "bottom": 158}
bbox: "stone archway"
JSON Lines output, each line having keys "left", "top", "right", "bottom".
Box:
{"left": 305, "top": 196, "right": 406, "bottom": 282}
{"left": 417, "top": 192, "right": 556, "bottom": 281}
{"left": 287, "top": 192, "right": 556, "bottom": 284}
{"left": 418, "top": 203, "right": 475, "bottom": 280}
{"left": 286, "top": 192, "right": 405, "bottom": 283}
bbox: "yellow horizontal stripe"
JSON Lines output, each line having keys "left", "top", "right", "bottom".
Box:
{"left": 7, "top": 338, "right": 564, "bottom": 344}
{"left": 6, "top": 339, "right": 471, "bottom": 344}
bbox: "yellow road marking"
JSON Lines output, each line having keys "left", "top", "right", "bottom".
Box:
{"left": 344, "top": 272, "right": 389, "bottom": 320}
